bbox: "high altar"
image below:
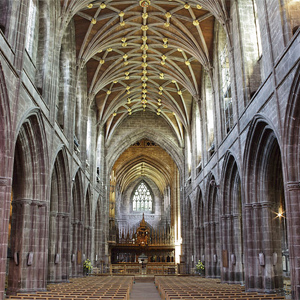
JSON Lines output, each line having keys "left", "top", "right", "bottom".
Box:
{"left": 109, "top": 214, "right": 176, "bottom": 274}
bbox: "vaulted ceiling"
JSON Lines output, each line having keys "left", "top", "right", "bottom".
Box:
{"left": 61, "top": 0, "right": 229, "bottom": 191}
{"left": 65, "top": 0, "right": 230, "bottom": 144}
{"left": 112, "top": 139, "right": 176, "bottom": 193}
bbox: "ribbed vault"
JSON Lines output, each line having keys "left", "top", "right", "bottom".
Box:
{"left": 61, "top": 0, "right": 230, "bottom": 144}
{"left": 112, "top": 139, "right": 176, "bottom": 193}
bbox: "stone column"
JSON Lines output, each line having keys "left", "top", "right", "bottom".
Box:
{"left": 7, "top": 199, "right": 48, "bottom": 294}
{"left": 204, "top": 221, "right": 212, "bottom": 277}
{"left": 0, "top": 177, "right": 12, "bottom": 299}
{"left": 61, "top": 213, "right": 70, "bottom": 281}
{"left": 71, "top": 220, "right": 78, "bottom": 277}
{"left": 55, "top": 212, "right": 70, "bottom": 283}
{"left": 244, "top": 203, "right": 255, "bottom": 290}
{"left": 194, "top": 226, "right": 200, "bottom": 263}
{"left": 221, "top": 214, "right": 232, "bottom": 283}
{"left": 232, "top": 213, "right": 243, "bottom": 283}
{"left": 286, "top": 182, "right": 300, "bottom": 300}
{"left": 261, "top": 201, "right": 279, "bottom": 292}
{"left": 252, "top": 203, "right": 262, "bottom": 291}
{"left": 48, "top": 211, "right": 57, "bottom": 283}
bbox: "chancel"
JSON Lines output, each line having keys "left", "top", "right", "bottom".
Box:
{"left": 110, "top": 214, "right": 176, "bottom": 274}
{"left": 0, "top": 0, "right": 300, "bottom": 300}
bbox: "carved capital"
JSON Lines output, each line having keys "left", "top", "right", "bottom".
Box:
{"left": 252, "top": 202, "right": 262, "bottom": 209}
{"left": 0, "top": 176, "right": 12, "bottom": 186}
{"left": 31, "top": 200, "right": 47, "bottom": 207}
{"left": 286, "top": 181, "right": 300, "bottom": 191}
{"left": 12, "top": 198, "right": 32, "bottom": 206}
{"left": 57, "top": 212, "right": 70, "bottom": 218}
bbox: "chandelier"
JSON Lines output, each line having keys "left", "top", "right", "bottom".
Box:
{"left": 139, "top": 0, "right": 151, "bottom": 7}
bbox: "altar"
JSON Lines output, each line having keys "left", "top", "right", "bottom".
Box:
{"left": 109, "top": 214, "right": 176, "bottom": 274}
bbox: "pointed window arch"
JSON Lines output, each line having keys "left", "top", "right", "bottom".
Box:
{"left": 132, "top": 181, "right": 153, "bottom": 212}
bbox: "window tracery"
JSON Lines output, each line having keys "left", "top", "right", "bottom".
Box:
{"left": 132, "top": 182, "right": 153, "bottom": 212}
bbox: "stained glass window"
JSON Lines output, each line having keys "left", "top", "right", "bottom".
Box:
{"left": 132, "top": 182, "right": 153, "bottom": 212}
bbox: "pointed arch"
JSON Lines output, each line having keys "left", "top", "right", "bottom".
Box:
{"left": 0, "top": 59, "right": 12, "bottom": 299}
{"left": 48, "top": 147, "right": 71, "bottom": 283}
{"left": 205, "top": 173, "right": 220, "bottom": 278}
{"left": 243, "top": 115, "right": 286, "bottom": 293}
{"left": 8, "top": 111, "right": 48, "bottom": 294}
{"left": 220, "top": 151, "right": 244, "bottom": 284}
{"left": 282, "top": 62, "right": 300, "bottom": 299}
{"left": 284, "top": 62, "right": 300, "bottom": 182}
{"left": 107, "top": 128, "right": 184, "bottom": 176}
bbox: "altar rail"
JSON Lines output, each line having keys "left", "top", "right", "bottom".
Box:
{"left": 111, "top": 263, "right": 177, "bottom": 275}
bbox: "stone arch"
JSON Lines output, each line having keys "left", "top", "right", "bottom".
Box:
{"left": 220, "top": 151, "right": 243, "bottom": 284}
{"left": 0, "top": 62, "right": 11, "bottom": 169}
{"left": 283, "top": 62, "right": 300, "bottom": 299}
{"left": 107, "top": 129, "right": 184, "bottom": 175}
{"left": 205, "top": 173, "right": 220, "bottom": 278}
{"left": 70, "top": 169, "right": 84, "bottom": 277}
{"left": 8, "top": 111, "right": 48, "bottom": 294}
{"left": 284, "top": 62, "right": 300, "bottom": 182}
{"left": 0, "top": 60, "right": 12, "bottom": 299}
{"left": 48, "top": 147, "right": 70, "bottom": 283}
{"left": 243, "top": 115, "right": 286, "bottom": 293}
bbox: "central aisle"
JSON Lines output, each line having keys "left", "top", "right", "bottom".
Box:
{"left": 130, "top": 276, "right": 161, "bottom": 300}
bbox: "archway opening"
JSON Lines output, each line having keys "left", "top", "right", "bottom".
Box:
{"left": 244, "top": 120, "right": 288, "bottom": 293}
{"left": 108, "top": 139, "right": 180, "bottom": 272}
{"left": 221, "top": 156, "right": 244, "bottom": 284}
{"left": 48, "top": 151, "right": 70, "bottom": 283}
{"left": 7, "top": 115, "right": 47, "bottom": 294}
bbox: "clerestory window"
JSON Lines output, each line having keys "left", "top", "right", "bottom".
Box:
{"left": 25, "top": 0, "right": 37, "bottom": 56}
{"left": 220, "top": 45, "right": 233, "bottom": 134}
{"left": 132, "top": 182, "right": 153, "bottom": 212}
